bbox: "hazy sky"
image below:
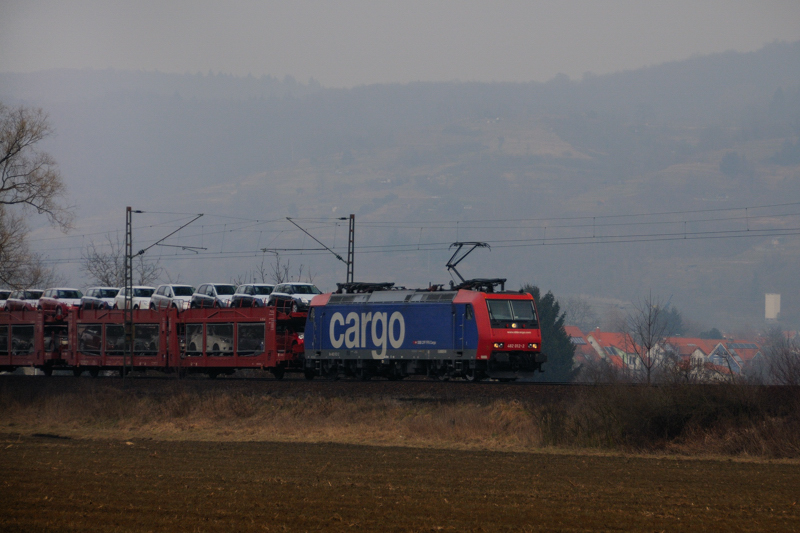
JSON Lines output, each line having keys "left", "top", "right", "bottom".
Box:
{"left": 2, "top": 0, "right": 800, "bottom": 87}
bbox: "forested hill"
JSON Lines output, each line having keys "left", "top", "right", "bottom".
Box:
{"left": 1, "top": 40, "right": 799, "bottom": 329}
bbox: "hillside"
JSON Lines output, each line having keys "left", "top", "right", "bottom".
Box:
{"left": 1, "top": 41, "right": 799, "bottom": 329}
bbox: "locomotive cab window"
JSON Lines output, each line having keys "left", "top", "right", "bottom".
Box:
{"left": 486, "top": 299, "right": 538, "bottom": 328}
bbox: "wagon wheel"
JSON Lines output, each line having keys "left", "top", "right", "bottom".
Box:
{"left": 89, "top": 367, "right": 100, "bottom": 378}
{"left": 73, "top": 368, "right": 83, "bottom": 377}
{"left": 271, "top": 366, "right": 286, "bottom": 380}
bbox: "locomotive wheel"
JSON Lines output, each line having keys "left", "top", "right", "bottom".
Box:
{"left": 324, "top": 363, "right": 339, "bottom": 381}
{"left": 358, "top": 367, "right": 371, "bottom": 381}
{"left": 464, "top": 368, "right": 483, "bottom": 382}
{"left": 272, "top": 367, "right": 285, "bottom": 380}
{"left": 304, "top": 369, "right": 315, "bottom": 380}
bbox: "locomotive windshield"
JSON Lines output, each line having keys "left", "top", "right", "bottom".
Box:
{"left": 486, "top": 299, "right": 538, "bottom": 328}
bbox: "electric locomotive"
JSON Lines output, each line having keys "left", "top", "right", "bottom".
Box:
{"left": 303, "top": 280, "right": 546, "bottom": 381}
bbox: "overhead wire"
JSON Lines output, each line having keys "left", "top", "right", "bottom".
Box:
{"left": 26, "top": 201, "right": 800, "bottom": 267}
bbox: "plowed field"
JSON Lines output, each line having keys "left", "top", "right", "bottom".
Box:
{"left": 2, "top": 434, "right": 799, "bottom": 532}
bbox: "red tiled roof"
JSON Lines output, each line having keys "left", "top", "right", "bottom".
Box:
{"left": 564, "top": 325, "right": 585, "bottom": 337}
{"left": 725, "top": 339, "right": 762, "bottom": 362}
{"left": 588, "top": 330, "right": 637, "bottom": 352}
{"left": 663, "top": 337, "right": 719, "bottom": 356}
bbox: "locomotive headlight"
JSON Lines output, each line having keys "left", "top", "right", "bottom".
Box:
{"left": 528, "top": 343, "right": 538, "bottom": 349}
{"left": 493, "top": 342, "right": 504, "bottom": 349}
{"left": 511, "top": 323, "right": 518, "bottom": 328}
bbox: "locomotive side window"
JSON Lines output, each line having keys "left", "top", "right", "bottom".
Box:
{"left": 486, "top": 299, "right": 538, "bottom": 328}
{"left": 465, "top": 304, "right": 474, "bottom": 320}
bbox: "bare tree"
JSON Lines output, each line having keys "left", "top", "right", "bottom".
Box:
{"left": 268, "top": 253, "right": 315, "bottom": 284}
{"left": 562, "top": 296, "right": 599, "bottom": 332}
{"left": 621, "top": 292, "right": 670, "bottom": 385}
{"left": 763, "top": 328, "right": 800, "bottom": 386}
{"left": 81, "top": 234, "right": 162, "bottom": 286}
{"left": 658, "top": 340, "right": 710, "bottom": 384}
{"left": 0, "top": 103, "right": 73, "bottom": 287}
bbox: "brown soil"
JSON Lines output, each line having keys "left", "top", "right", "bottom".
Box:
{"left": 2, "top": 434, "right": 799, "bottom": 532}
{"left": 2, "top": 376, "right": 800, "bottom": 530}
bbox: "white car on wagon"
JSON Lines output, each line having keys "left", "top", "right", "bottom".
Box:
{"left": 149, "top": 284, "right": 195, "bottom": 310}
{"left": 114, "top": 286, "right": 155, "bottom": 309}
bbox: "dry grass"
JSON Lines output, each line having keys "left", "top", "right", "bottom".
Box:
{"left": 2, "top": 379, "right": 799, "bottom": 459}
{"left": 0, "top": 384, "right": 542, "bottom": 452}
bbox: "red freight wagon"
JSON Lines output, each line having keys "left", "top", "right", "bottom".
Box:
{"left": 0, "top": 305, "right": 305, "bottom": 379}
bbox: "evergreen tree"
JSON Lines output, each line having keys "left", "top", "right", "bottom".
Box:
{"left": 522, "top": 284, "right": 578, "bottom": 382}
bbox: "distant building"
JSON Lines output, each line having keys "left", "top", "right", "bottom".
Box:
{"left": 766, "top": 293, "right": 781, "bottom": 321}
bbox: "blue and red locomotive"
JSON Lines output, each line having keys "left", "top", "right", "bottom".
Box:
{"left": 303, "top": 280, "right": 546, "bottom": 381}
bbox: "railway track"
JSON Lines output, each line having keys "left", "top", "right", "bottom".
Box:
{"left": 0, "top": 373, "right": 583, "bottom": 403}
